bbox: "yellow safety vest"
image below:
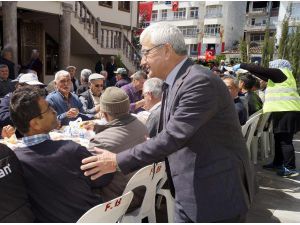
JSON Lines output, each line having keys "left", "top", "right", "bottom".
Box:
{"left": 263, "top": 68, "right": 300, "bottom": 113}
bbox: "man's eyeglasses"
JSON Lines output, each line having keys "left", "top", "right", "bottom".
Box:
{"left": 32, "top": 104, "right": 52, "bottom": 120}
{"left": 140, "top": 44, "right": 165, "bottom": 58}
{"left": 94, "top": 84, "right": 104, "bottom": 88}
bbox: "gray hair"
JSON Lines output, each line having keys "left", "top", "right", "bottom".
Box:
{"left": 143, "top": 78, "right": 163, "bottom": 99}
{"left": 1, "top": 46, "right": 13, "bottom": 57}
{"left": 140, "top": 22, "right": 187, "bottom": 55}
{"left": 0, "top": 64, "right": 8, "bottom": 69}
{"left": 80, "top": 69, "right": 92, "bottom": 82}
{"left": 131, "top": 70, "right": 147, "bottom": 81}
{"left": 54, "top": 70, "right": 70, "bottom": 81}
{"left": 222, "top": 76, "right": 239, "bottom": 88}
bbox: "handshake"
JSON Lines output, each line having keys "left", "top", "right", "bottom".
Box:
{"left": 66, "top": 108, "right": 79, "bottom": 118}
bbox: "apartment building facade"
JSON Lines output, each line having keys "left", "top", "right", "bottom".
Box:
{"left": 276, "top": 1, "right": 300, "bottom": 45}
{"left": 0, "top": 1, "right": 139, "bottom": 83}
{"left": 149, "top": 1, "right": 246, "bottom": 60}
{"left": 150, "top": 1, "right": 205, "bottom": 59}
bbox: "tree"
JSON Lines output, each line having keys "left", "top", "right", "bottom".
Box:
{"left": 261, "top": 27, "right": 275, "bottom": 67}
{"left": 288, "top": 26, "right": 300, "bottom": 81}
{"left": 239, "top": 39, "right": 248, "bottom": 63}
{"left": 278, "top": 8, "right": 291, "bottom": 59}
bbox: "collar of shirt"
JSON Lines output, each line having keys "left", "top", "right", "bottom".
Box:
{"left": 165, "top": 57, "right": 188, "bottom": 88}
{"left": 57, "top": 90, "right": 72, "bottom": 100}
{"left": 149, "top": 101, "right": 161, "bottom": 113}
{"left": 22, "top": 134, "right": 51, "bottom": 147}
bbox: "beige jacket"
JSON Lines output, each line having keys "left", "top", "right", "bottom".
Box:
{"left": 90, "top": 114, "right": 148, "bottom": 210}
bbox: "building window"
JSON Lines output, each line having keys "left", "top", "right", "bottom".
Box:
{"left": 152, "top": 10, "right": 158, "bottom": 21}
{"left": 204, "top": 24, "right": 220, "bottom": 37}
{"left": 250, "top": 33, "right": 265, "bottom": 42}
{"left": 98, "top": 1, "right": 112, "bottom": 8}
{"left": 251, "top": 18, "right": 255, "bottom": 25}
{"left": 174, "top": 8, "right": 186, "bottom": 20}
{"left": 190, "top": 44, "right": 198, "bottom": 55}
{"left": 161, "top": 9, "right": 168, "bottom": 21}
{"left": 178, "top": 26, "right": 198, "bottom": 38}
{"left": 205, "top": 5, "right": 222, "bottom": 18}
{"left": 118, "top": 1, "right": 130, "bottom": 12}
{"left": 190, "top": 7, "right": 199, "bottom": 19}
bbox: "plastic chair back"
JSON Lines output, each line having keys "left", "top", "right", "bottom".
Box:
{"left": 77, "top": 191, "right": 134, "bottom": 223}
{"left": 242, "top": 112, "right": 262, "bottom": 154}
{"left": 121, "top": 162, "right": 166, "bottom": 222}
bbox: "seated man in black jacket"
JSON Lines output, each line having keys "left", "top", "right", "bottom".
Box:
{"left": 0, "top": 143, "right": 34, "bottom": 222}
{"left": 10, "top": 86, "right": 111, "bottom": 222}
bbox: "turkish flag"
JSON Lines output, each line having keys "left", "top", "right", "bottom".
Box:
{"left": 205, "top": 49, "right": 215, "bottom": 62}
{"left": 139, "top": 2, "right": 153, "bottom": 22}
{"left": 172, "top": 1, "right": 179, "bottom": 11}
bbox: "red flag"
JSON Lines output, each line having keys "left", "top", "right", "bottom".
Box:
{"left": 139, "top": 2, "right": 153, "bottom": 23}
{"left": 205, "top": 49, "right": 216, "bottom": 62}
{"left": 172, "top": 1, "right": 179, "bottom": 11}
{"left": 197, "top": 42, "right": 202, "bottom": 59}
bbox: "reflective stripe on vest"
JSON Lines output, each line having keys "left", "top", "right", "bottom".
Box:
{"left": 265, "top": 87, "right": 297, "bottom": 94}
{"left": 264, "top": 96, "right": 300, "bottom": 103}
{"left": 263, "top": 68, "right": 300, "bottom": 113}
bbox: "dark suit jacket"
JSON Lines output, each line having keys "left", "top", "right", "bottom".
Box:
{"left": 117, "top": 59, "right": 255, "bottom": 222}
{"left": 146, "top": 104, "right": 161, "bottom": 138}
{"left": 234, "top": 97, "right": 248, "bottom": 125}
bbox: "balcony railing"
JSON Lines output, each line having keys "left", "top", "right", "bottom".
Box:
{"left": 74, "top": 1, "right": 141, "bottom": 70}
{"left": 173, "top": 15, "right": 186, "bottom": 20}
{"left": 245, "top": 23, "right": 276, "bottom": 31}
{"left": 249, "top": 7, "right": 267, "bottom": 14}
{"left": 203, "top": 33, "right": 220, "bottom": 38}
{"left": 204, "top": 13, "right": 223, "bottom": 19}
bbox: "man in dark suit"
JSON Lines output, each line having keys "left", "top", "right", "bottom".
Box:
{"left": 81, "top": 22, "right": 255, "bottom": 222}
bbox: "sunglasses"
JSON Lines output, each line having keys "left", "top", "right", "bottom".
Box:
{"left": 94, "top": 84, "right": 104, "bottom": 88}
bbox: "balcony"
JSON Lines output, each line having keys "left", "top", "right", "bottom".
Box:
{"left": 204, "top": 13, "right": 222, "bottom": 19}
{"left": 202, "top": 34, "right": 221, "bottom": 44}
{"left": 248, "top": 7, "right": 267, "bottom": 15}
{"left": 173, "top": 15, "right": 186, "bottom": 20}
{"left": 244, "top": 23, "right": 276, "bottom": 32}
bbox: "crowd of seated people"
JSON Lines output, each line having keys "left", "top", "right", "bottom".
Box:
{"left": 0, "top": 58, "right": 286, "bottom": 222}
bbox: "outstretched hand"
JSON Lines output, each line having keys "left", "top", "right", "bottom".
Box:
{"left": 81, "top": 147, "right": 117, "bottom": 180}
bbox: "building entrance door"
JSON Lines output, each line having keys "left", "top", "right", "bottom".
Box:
{"left": 20, "top": 21, "right": 44, "bottom": 81}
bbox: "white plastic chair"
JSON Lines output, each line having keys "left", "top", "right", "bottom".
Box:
{"left": 120, "top": 162, "right": 166, "bottom": 223}
{"left": 156, "top": 170, "right": 175, "bottom": 223}
{"left": 242, "top": 111, "right": 262, "bottom": 157}
{"left": 250, "top": 112, "right": 271, "bottom": 164}
{"left": 77, "top": 191, "right": 134, "bottom": 223}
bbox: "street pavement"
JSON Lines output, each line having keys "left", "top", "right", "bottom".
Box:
{"left": 246, "top": 134, "right": 300, "bottom": 223}
{"left": 157, "top": 135, "right": 300, "bottom": 223}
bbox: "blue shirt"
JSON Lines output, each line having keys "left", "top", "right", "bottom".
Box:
{"left": 46, "top": 91, "right": 94, "bottom": 125}
{"left": 22, "top": 134, "right": 51, "bottom": 147}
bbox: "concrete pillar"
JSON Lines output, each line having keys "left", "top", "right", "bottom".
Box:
{"left": 59, "top": 3, "right": 72, "bottom": 69}
{"left": 2, "top": 2, "right": 18, "bottom": 73}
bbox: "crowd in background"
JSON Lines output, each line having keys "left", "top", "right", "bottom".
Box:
{"left": 0, "top": 22, "right": 299, "bottom": 222}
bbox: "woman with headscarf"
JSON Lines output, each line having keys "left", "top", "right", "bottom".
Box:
{"left": 233, "top": 59, "right": 300, "bottom": 178}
